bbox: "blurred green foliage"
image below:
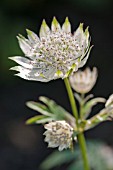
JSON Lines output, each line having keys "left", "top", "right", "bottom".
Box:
{"left": 41, "top": 140, "right": 113, "bottom": 170}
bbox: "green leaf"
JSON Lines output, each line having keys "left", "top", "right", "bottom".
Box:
{"left": 53, "top": 105, "right": 76, "bottom": 128}
{"left": 84, "top": 106, "right": 113, "bottom": 131}
{"left": 26, "top": 96, "right": 75, "bottom": 127}
{"left": 40, "top": 150, "right": 75, "bottom": 170}
{"left": 35, "top": 117, "right": 54, "bottom": 124}
{"left": 68, "top": 161, "right": 83, "bottom": 170}
{"left": 26, "top": 115, "right": 48, "bottom": 124}
{"left": 39, "top": 96, "right": 57, "bottom": 114}
{"left": 39, "top": 96, "right": 76, "bottom": 127}
{"left": 26, "top": 101, "right": 52, "bottom": 116}
{"left": 39, "top": 96, "right": 67, "bottom": 115}
{"left": 41, "top": 140, "right": 113, "bottom": 170}
{"left": 81, "top": 97, "right": 106, "bottom": 119}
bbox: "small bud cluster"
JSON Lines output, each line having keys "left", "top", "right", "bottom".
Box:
{"left": 69, "top": 67, "right": 97, "bottom": 93}
{"left": 44, "top": 121, "right": 73, "bottom": 151}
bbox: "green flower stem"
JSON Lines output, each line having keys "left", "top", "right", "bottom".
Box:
{"left": 78, "top": 133, "right": 90, "bottom": 170}
{"left": 64, "top": 78, "right": 78, "bottom": 123}
{"left": 64, "top": 78, "right": 90, "bottom": 170}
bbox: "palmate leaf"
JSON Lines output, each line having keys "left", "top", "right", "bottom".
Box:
{"left": 26, "top": 96, "right": 75, "bottom": 127}
{"left": 39, "top": 96, "right": 76, "bottom": 127}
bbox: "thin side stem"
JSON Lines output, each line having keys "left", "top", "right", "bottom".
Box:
{"left": 79, "top": 93, "right": 85, "bottom": 119}
{"left": 64, "top": 78, "right": 90, "bottom": 170}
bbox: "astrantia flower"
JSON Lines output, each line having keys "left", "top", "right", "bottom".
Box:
{"left": 43, "top": 120, "right": 73, "bottom": 151}
{"left": 69, "top": 67, "right": 97, "bottom": 93}
{"left": 9, "top": 17, "right": 91, "bottom": 82}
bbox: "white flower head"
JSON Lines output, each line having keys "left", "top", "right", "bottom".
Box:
{"left": 69, "top": 67, "right": 97, "bottom": 93}
{"left": 9, "top": 17, "right": 91, "bottom": 82}
{"left": 105, "top": 94, "right": 113, "bottom": 107}
{"left": 43, "top": 120, "right": 73, "bottom": 151}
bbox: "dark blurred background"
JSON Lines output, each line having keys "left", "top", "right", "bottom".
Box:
{"left": 0, "top": 0, "right": 113, "bottom": 169}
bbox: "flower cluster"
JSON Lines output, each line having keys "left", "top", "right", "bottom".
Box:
{"left": 44, "top": 121, "right": 73, "bottom": 151}
{"left": 9, "top": 17, "right": 91, "bottom": 82}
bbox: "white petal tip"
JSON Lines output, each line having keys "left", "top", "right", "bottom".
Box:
{"left": 9, "top": 57, "right": 14, "bottom": 61}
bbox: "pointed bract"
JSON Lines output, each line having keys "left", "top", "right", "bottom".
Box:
{"left": 17, "top": 35, "right": 32, "bottom": 55}
{"left": 39, "top": 19, "right": 50, "bottom": 38}
{"left": 62, "top": 17, "right": 71, "bottom": 33}
{"left": 26, "top": 29, "right": 39, "bottom": 43}
{"left": 51, "top": 17, "right": 61, "bottom": 32}
{"left": 9, "top": 56, "right": 33, "bottom": 69}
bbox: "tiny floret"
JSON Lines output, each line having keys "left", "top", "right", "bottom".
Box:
{"left": 69, "top": 67, "right": 97, "bottom": 93}
{"left": 9, "top": 17, "right": 91, "bottom": 82}
{"left": 43, "top": 120, "right": 73, "bottom": 151}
